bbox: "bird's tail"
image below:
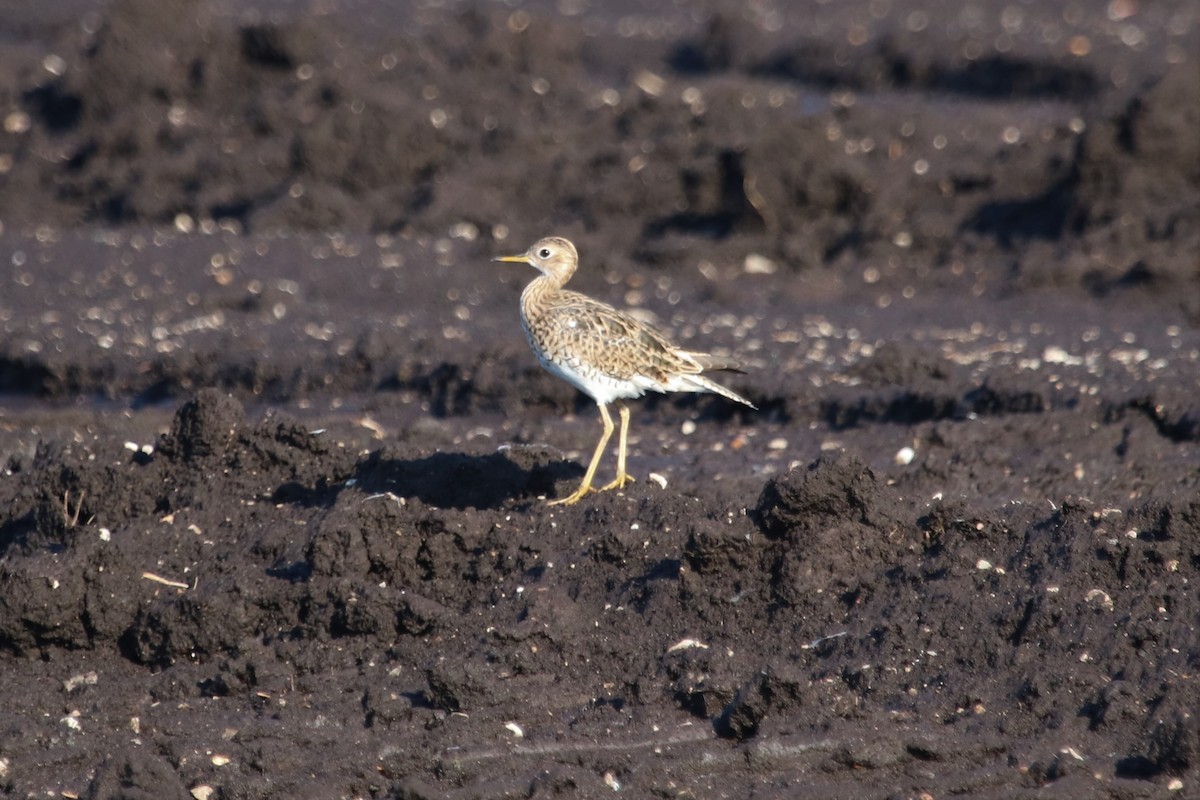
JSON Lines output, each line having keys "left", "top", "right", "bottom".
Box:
{"left": 678, "top": 373, "right": 757, "bottom": 409}
{"left": 673, "top": 350, "right": 755, "bottom": 408}
{"left": 681, "top": 351, "right": 745, "bottom": 373}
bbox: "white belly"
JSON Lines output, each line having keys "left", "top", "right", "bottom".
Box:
{"left": 537, "top": 353, "right": 652, "bottom": 406}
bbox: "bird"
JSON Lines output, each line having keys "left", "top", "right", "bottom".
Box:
{"left": 493, "top": 236, "right": 755, "bottom": 506}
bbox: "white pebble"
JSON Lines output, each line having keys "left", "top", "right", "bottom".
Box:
{"left": 1043, "top": 345, "right": 1082, "bottom": 365}
{"left": 667, "top": 638, "right": 709, "bottom": 653}
{"left": 743, "top": 253, "right": 777, "bottom": 274}
{"left": 895, "top": 446, "right": 915, "bottom": 465}
{"left": 42, "top": 54, "right": 67, "bottom": 76}
{"left": 1085, "top": 589, "right": 1114, "bottom": 610}
{"left": 633, "top": 70, "right": 666, "bottom": 97}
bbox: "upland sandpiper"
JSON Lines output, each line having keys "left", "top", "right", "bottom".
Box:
{"left": 494, "top": 236, "right": 755, "bottom": 505}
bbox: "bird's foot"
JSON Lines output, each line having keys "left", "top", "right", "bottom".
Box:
{"left": 599, "top": 472, "right": 636, "bottom": 493}
{"left": 547, "top": 473, "right": 634, "bottom": 505}
{"left": 547, "top": 484, "right": 595, "bottom": 506}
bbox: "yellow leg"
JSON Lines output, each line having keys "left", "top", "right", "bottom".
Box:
{"left": 549, "top": 403, "right": 614, "bottom": 506}
{"left": 599, "top": 405, "right": 636, "bottom": 492}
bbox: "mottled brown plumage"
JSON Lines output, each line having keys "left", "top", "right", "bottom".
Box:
{"left": 495, "top": 236, "right": 755, "bottom": 505}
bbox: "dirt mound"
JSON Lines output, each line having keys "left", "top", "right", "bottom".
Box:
{"left": 3, "top": 380, "right": 1197, "bottom": 795}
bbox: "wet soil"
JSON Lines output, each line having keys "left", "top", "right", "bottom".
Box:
{"left": 1, "top": 1, "right": 1198, "bottom": 798}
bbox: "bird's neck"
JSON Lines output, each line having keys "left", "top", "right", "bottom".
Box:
{"left": 521, "top": 273, "right": 565, "bottom": 317}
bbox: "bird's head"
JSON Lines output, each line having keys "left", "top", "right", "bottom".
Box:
{"left": 493, "top": 236, "right": 578, "bottom": 283}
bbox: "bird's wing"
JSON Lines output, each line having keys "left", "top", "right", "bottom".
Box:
{"left": 677, "top": 351, "right": 744, "bottom": 373}
{"left": 543, "top": 292, "right": 702, "bottom": 382}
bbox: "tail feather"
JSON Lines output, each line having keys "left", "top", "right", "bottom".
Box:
{"left": 679, "top": 350, "right": 744, "bottom": 373}
{"left": 678, "top": 373, "right": 757, "bottom": 409}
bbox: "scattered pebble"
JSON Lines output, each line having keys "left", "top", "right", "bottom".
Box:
{"left": 767, "top": 437, "right": 788, "bottom": 451}
{"left": 743, "top": 253, "right": 777, "bottom": 274}
{"left": 647, "top": 472, "right": 668, "bottom": 490}
{"left": 633, "top": 70, "right": 665, "bottom": 97}
{"left": 42, "top": 54, "right": 67, "bottom": 75}
{"left": 210, "top": 754, "right": 232, "bottom": 767}
{"left": 191, "top": 786, "right": 215, "bottom": 800}
{"left": 1043, "top": 345, "right": 1082, "bottom": 365}
{"left": 895, "top": 446, "right": 916, "bottom": 465}
{"left": 667, "top": 638, "right": 709, "bottom": 653}
{"left": 975, "top": 559, "right": 992, "bottom": 571}
{"left": 63, "top": 672, "right": 98, "bottom": 692}
{"left": 504, "top": 721, "right": 524, "bottom": 738}
{"left": 3, "top": 111, "right": 31, "bottom": 134}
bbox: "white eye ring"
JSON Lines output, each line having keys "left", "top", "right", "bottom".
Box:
{"left": 538, "top": 248, "right": 552, "bottom": 258}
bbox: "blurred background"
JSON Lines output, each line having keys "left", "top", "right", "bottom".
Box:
{"left": 1, "top": 0, "right": 1196, "bottom": 307}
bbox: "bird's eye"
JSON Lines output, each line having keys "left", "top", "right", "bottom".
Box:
{"left": 538, "top": 248, "right": 552, "bottom": 259}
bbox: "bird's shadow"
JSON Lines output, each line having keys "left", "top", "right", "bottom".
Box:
{"left": 274, "top": 446, "right": 583, "bottom": 511}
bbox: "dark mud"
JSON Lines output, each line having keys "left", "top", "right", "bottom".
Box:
{"left": 1, "top": 1, "right": 1198, "bottom": 798}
